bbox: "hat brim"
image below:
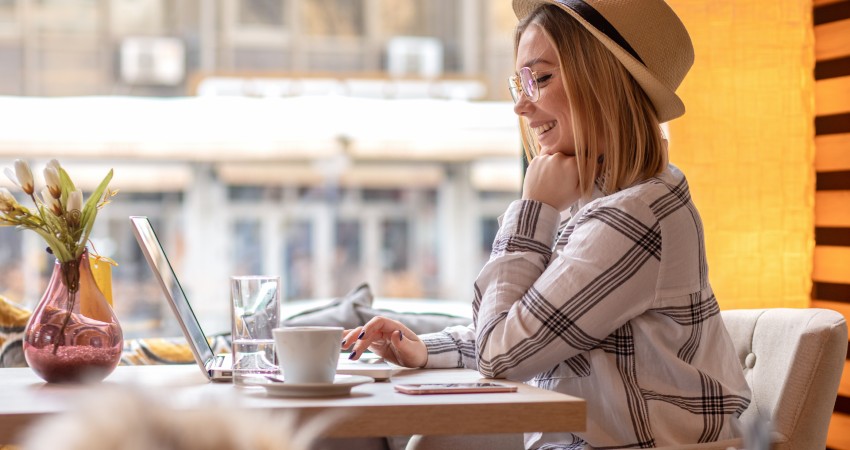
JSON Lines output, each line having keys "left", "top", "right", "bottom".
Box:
{"left": 512, "top": 0, "right": 685, "bottom": 122}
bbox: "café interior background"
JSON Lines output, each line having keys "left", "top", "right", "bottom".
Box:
{"left": 0, "top": 0, "right": 822, "bottom": 339}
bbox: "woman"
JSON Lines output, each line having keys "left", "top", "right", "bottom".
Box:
{"left": 343, "top": 0, "right": 751, "bottom": 448}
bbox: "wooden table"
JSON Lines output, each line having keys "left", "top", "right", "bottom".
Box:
{"left": 0, "top": 365, "right": 585, "bottom": 444}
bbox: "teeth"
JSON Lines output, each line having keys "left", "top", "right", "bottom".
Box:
{"left": 533, "top": 122, "right": 555, "bottom": 135}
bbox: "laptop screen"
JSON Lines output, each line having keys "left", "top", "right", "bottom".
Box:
{"left": 130, "top": 216, "right": 216, "bottom": 372}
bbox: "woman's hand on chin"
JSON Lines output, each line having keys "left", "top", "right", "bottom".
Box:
{"left": 522, "top": 152, "right": 581, "bottom": 212}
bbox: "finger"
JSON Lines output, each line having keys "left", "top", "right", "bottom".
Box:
{"left": 346, "top": 318, "right": 383, "bottom": 360}
{"left": 347, "top": 316, "right": 420, "bottom": 360}
{"left": 348, "top": 327, "right": 393, "bottom": 360}
{"left": 357, "top": 316, "right": 398, "bottom": 342}
{"left": 387, "top": 330, "right": 406, "bottom": 365}
{"left": 341, "top": 327, "right": 363, "bottom": 350}
{"left": 353, "top": 317, "right": 407, "bottom": 360}
{"left": 374, "top": 321, "right": 419, "bottom": 346}
{"left": 347, "top": 336, "right": 380, "bottom": 360}
{"left": 385, "top": 329, "right": 428, "bottom": 368}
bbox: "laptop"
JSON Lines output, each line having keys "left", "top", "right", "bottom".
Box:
{"left": 131, "top": 216, "right": 234, "bottom": 381}
{"left": 130, "top": 216, "right": 402, "bottom": 382}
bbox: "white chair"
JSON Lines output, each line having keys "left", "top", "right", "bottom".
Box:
{"left": 721, "top": 308, "right": 847, "bottom": 450}
{"left": 408, "top": 308, "right": 848, "bottom": 450}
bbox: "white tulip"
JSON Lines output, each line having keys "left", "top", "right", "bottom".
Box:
{"left": 65, "top": 189, "right": 83, "bottom": 227}
{"left": 44, "top": 167, "right": 61, "bottom": 199}
{"left": 4, "top": 168, "right": 19, "bottom": 189}
{"left": 0, "top": 187, "right": 15, "bottom": 212}
{"left": 14, "top": 159, "right": 34, "bottom": 195}
{"left": 67, "top": 190, "right": 83, "bottom": 212}
{"left": 41, "top": 187, "right": 62, "bottom": 215}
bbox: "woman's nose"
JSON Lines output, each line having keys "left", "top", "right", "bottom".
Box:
{"left": 513, "top": 94, "right": 533, "bottom": 116}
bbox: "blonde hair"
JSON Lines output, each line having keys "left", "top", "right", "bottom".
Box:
{"left": 515, "top": 5, "right": 667, "bottom": 197}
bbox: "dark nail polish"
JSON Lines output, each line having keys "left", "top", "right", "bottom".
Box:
{"left": 341, "top": 339, "right": 347, "bottom": 346}
{"left": 348, "top": 351, "right": 357, "bottom": 360}
{"left": 357, "top": 331, "right": 365, "bottom": 339}
{"left": 399, "top": 331, "right": 404, "bottom": 341}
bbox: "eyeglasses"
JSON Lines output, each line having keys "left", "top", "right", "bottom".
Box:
{"left": 508, "top": 67, "right": 553, "bottom": 103}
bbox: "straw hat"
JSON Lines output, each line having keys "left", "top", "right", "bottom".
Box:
{"left": 513, "top": 0, "right": 694, "bottom": 122}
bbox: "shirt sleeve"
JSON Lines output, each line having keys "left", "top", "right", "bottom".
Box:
{"left": 420, "top": 324, "right": 477, "bottom": 369}
{"left": 474, "top": 198, "right": 661, "bottom": 381}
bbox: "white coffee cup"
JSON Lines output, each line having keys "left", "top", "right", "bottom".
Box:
{"left": 273, "top": 326, "right": 343, "bottom": 384}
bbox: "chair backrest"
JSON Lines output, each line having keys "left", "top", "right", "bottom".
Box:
{"left": 721, "top": 308, "right": 848, "bottom": 450}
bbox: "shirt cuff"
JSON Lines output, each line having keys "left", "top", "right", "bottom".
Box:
{"left": 497, "top": 199, "right": 561, "bottom": 245}
{"left": 421, "top": 331, "right": 464, "bottom": 369}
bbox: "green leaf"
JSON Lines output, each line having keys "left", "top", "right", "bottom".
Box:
{"left": 77, "top": 169, "right": 113, "bottom": 259}
{"left": 57, "top": 166, "right": 77, "bottom": 191}
{"left": 32, "top": 227, "right": 72, "bottom": 262}
{"left": 41, "top": 205, "right": 64, "bottom": 232}
{"left": 80, "top": 169, "right": 112, "bottom": 226}
{"left": 38, "top": 204, "right": 73, "bottom": 252}
{"left": 57, "top": 167, "right": 76, "bottom": 209}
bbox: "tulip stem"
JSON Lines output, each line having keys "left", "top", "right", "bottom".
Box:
{"left": 52, "top": 258, "right": 81, "bottom": 355}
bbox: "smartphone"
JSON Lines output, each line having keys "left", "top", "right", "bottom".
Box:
{"left": 393, "top": 382, "right": 518, "bottom": 395}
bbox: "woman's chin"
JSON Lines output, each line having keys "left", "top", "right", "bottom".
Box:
{"left": 537, "top": 138, "right": 563, "bottom": 155}
{"left": 538, "top": 144, "right": 557, "bottom": 155}
{"left": 539, "top": 146, "right": 574, "bottom": 156}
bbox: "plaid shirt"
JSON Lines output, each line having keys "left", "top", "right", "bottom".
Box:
{"left": 421, "top": 165, "right": 751, "bottom": 449}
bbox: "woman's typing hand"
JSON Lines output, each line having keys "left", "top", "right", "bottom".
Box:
{"left": 342, "top": 316, "right": 428, "bottom": 368}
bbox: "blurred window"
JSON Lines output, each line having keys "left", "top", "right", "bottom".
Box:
{"left": 480, "top": 217, "right": 499, "bottom": 267}
{"left": 377, "top": 0, "right": 460, "bottom": 72}
{"left": 363, "top": 188, "right": 402, "bottom": 203}
{"left": 334, "top": 219, "right": 364, "bottom": 293}
{"left": 282, "top": 220, "right": 313, "bottom": 300}
{"left": 0, "top": 228, "right": 22, "bottom": 262}
{"left": 232, "top": 48, "right": 290, "bottom": 70}
{"left": 112, "top": 215, "right": 167, "bottom": 339}
{"left": 490, "top": 2, "right": 517, "bottom": 37}
{"left": 33, "top": 0, "right": 98, "bottom": 33}
{"left": 238, "top": 0, "right": 284, "bottom": 27}
{"left": 0, "top": 227, "right": 23, "bottom": 302}
{"left": 228, "top": 186, "right": 283, "bottom": 202}
{"left": 233, "top": 219, "right": 263, "bottom": 275}
{"left": 379, "top": 0, "right": 425, "bottom": 36}
{"left": 0, "top": 46, "right": 22, "bottom": 94}
{"left": 24, "top": 0, "right": 101, "bottom": 94}
{"left": 123, "top": 192, "right": 175, "bottom": 202}
{"left": 301, "top": 0, "right": 364, "bottom": 37}
{"left": 382, "top": 219, "right": 409, "bottom": 272}
{"left": 0, "top": 0, "right": 16, "bottom": 28}
{"left": 110, "top": 0, "right": 166, "bottom": 35}
{"left": 229, "top": 0, "right": 288, "bottom": 45}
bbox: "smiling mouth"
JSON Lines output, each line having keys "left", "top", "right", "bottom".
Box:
{"left": 533, "top": 121, "right": 556, "bottom": 136}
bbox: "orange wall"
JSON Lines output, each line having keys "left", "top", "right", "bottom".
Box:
{"left": 667, "top": 0, "right": 815, "bottom": 310}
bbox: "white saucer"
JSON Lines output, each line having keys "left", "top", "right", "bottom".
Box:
{"left": 247, "top": 374, "right": 375, "bottom": 398}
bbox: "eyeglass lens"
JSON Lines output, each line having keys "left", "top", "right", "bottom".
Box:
{"left": 509, "top": 67, "right": 538, "bottom": 103}
{"left": 520, "top": 67, "right": 537, "bottom": 102}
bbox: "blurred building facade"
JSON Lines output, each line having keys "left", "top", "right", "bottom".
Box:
{"left": 0, "top": 0, "right": 525, "bottom": 336}
{"left": 0, "top": 0, "right": 519, "bottom": 98}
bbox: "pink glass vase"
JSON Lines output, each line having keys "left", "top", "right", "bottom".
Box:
{"left": 23, "top": 250, "right": 123, "bottom": 383}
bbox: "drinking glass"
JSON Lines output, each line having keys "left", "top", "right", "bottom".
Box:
{"left": 230, "top": 276, "right": 281, "bottom": 384}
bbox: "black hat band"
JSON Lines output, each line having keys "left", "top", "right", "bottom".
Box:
{"left": 556, "top": 0, "right": 645, "bottom": 65}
